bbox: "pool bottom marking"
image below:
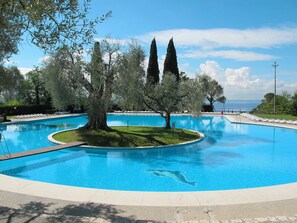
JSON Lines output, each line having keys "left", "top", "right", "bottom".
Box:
{"left": 146, "top": 169, "right": 196, "bottom": 186}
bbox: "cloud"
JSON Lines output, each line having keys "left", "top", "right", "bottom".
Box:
{"left": 94, "top": 37, "right": 130, "bottom": 46}
{"left": 198, "top": 61, "right": 297, "bottom": 100}
{"left": 38, "top": 56, "right": 51, "bottom": 64}
{"left": 138, "top": 27, "right": 297, "bottom": 49}
{"left": 182, "top": 50, "right": 278, "bottom": 61}
{"left": 19, "top": 67, "right": 33, "bottom": 75}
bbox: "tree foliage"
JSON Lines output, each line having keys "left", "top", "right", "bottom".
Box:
{"left": 163, "top": 38, "right": 179, "bottom": 81}
{"left": 42, "top": 38, "right": 121, "bottom": 129}
{"left": 292, "top": 92, "right": 297, "bottom": 116}
{"left": 146, "top": 38, "right": 159, "bottom": 85}
{"left": 198, "top": 73, "right": 224, "bottom": 111}
{"left": 0, "top": 0, "right": 111, "bottom": 61}
{"left": 80, "top": 39, "right": 120, "bottom": 129}
{"left": 144, "top": 73, "right": 203, "bottom": 129}
{"left": 23, "top": 67, "right": 51, "bottom": 105}
{"left": 43, "top": 46, "right": 86, "bottom": 110}
{"left": 0, "top": 65, "right": 25, "bottom": 102}
{"left": 252, "top": 92, "right": 293, "bottom": 115}
{"left": 115, "top": 41, "right": 146, "bottom": 111}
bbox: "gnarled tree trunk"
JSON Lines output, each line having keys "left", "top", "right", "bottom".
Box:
{"left": 164, "top": 112, "right": 171, "bottom": 129}
{"left": 84, "top": 91, "right": 109, "bottom": 130}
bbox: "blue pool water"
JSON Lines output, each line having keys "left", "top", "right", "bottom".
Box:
{"left": 1, "top": 114, "right": 297, "bottom": 192}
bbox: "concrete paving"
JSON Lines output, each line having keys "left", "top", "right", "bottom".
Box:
{"left": 1, "top": 189, "right": 297, "bottom": 222}
{"left": 1, "top": 113, "right": 297, "bottom": 222}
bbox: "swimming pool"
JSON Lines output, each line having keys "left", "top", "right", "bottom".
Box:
{"left": 0, "top": 114, "right": 297, "bottom": 192}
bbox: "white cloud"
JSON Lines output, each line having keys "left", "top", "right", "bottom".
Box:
{"left": 182, "top": 50, "right": 278, "bottom": 61}
{"left": 94, "top": 37, "right": 129, "bottom": 46}
{"left": 199, "top": 61, "right": 225, "bottom": 82}
{"left": 138, "top": 27, "right": 297, "bottom": 49}
{"left": 198, "top": 60, "right": 297, "bottom": 100}
{"left": 19, "top": 67, "right": 33, "bottom": 75}
{"left": 38, "top": 56, "right": 51, "bottom": 64}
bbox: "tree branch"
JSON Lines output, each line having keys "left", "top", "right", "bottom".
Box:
{"left": 142, "top": 97, "right": 164, "bottom": 118}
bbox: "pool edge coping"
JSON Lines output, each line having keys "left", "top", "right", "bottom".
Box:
{"left": 47, "top": 128, "right": 205, "bottom": 150}
{"left": 1, "top": 173, "right": 297, "bottom": 206}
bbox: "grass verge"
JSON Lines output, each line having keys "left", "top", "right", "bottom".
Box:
{"left": 254, "top": 114, "right": 297, "bottom": 121}
{"left": 53, "top": 126, "right": 200, "bottom": 147}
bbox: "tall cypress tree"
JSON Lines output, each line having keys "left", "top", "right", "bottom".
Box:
{"left": 163, "top": 38, "right": 179, "bottom": 81}
{"left": 90, "top": 42, "right": 104, "bottom": 91}
{"left": 146, "top": 38, "right": 160, "bottom": 85}
{"left": 85, "top": 41, "right": 109, "bottom": 130}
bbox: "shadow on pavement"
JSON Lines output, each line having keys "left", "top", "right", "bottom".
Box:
{"left": 0, "top": 201, "right": 143, "bottom": 223}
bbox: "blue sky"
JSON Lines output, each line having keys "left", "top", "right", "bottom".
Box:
{"left": 7, "top": 0, "right": 297, "bottom": 100}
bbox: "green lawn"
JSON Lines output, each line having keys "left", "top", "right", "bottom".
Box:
{"left": 254, "top": 114, "right": 297, "bottom": 121}
{"left": 53, "top": 126, "right": 200, "bottom": 147}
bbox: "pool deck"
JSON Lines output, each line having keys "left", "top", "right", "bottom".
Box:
{"left": 1, "top": 113, "right": 297, "bottom": 222}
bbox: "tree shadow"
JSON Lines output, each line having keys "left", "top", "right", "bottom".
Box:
{"left": 0, "top": 201, "right": 52, "bottom": 223}
{"left": 0, "top": 201, "right": 139, "bottom": 223}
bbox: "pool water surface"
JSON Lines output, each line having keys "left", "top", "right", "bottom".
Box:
{"left": 0, "top": 114, "right": 297, "bottom": 192}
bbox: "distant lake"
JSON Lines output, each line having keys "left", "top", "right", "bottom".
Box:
{"left": 213, "top": 100, "right": 261, "bottom": 113}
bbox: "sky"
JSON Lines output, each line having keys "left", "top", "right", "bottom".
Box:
{"left": 6, "top": 0, "right": 297, "bottom": 100}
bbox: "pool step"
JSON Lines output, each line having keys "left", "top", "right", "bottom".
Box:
{"left": 0, "top": 141, "right": 86, "bottom": 161}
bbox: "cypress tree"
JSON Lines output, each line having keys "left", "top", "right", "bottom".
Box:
{"left": 90, "top": 42, "right": 104, "bottom": 90}
{"left": 146, "top": 38, "right": 160, "bottom": 85}
{"left": 163, "top": 38, "right": 179, "bottom": 81}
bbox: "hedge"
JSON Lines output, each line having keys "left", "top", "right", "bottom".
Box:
{"left": 0, "top": 105, "right": 53, "bottom": 116}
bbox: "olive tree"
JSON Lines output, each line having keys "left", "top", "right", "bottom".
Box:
{"left": 82, "top": 40, "right": 120, "bottom": 129}
{"left": 144, "top": 73, "right": 203, "bottom": 129}
{"left": 23, "top": 67, "right": 51, "bottom": 105}
{"left": 43, "top": 46, "right": 87, "bottom": 111}
{"left": 0, "top": 0, "right": 111, "bottom": 61}
{"left": 198, "top": 73, "right": 224, "bottom": 111}
{"left": 43, "top": 39, "right": 120, "bottom": 129}
{"left": 0, "top": 65, "right": 25, "bottom": 102}
{"left": 115, "top": 41, "right": 146, "bottom": 111}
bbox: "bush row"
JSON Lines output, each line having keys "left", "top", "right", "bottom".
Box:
{"left": 0, "top": 105, "right": 53, "bottom": 116}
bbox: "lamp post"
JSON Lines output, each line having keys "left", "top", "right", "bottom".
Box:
{"left": 272, "top": 62, "right": 279, "bottom": 115}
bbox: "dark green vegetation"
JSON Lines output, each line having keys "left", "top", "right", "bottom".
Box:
{"left": 163, "top": 38, "right": 179, "bottom": 81}
{"left": 252, "top": 92, "right": 297, "bottom": 116}
{"left": 254, "top": 114, "right": 297, "bottom": 121}
{"left": 146, "top": 38, "right": 160, "bottom": 85}
{"left": 198, "top": 74, "right": 225, "bottom": 112}
{"left": 53, "top": 126, "right": 199, "bottom": 147}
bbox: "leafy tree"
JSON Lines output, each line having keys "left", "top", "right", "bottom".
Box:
{"left": 0, "top": 0, "right": 111, "bottom": 61}
{"left": 115, "top": 41, "right": 146, "bottom": 111}
{"left": 163, "top": 38, "right": 179, "bottom": 81}
{"left": 44, "top": 39, "right": 119, "bottom": 129}
{"left": 23, "top": 67, "right": 51, "bottom": 105}
{"left": 291, "top": 92, "right": 297, "bottom": 116}
{"left": 0, "top": 65, "right": 25, "bottom": 102}
{"left": 179, "top": 76, "right": 204, "bottom": 115}
{"left": 146, "top": 38, "right": 159, "bottom": 85}
{"left": 252, "top": 92, "right": 293, "bottom": 115}
{"left": 43, "top": 46, "right": 86, "bottom": 111}
{"left": 264, "top": 93, "right": 274, "bottom": 102}
{"left": 180, "top": 71, "right": 190, "bottom": 82}
{"left": 198, "top": 74, "right": 224, "bottom": 111}
{"left": 144, "top": 73, "right": 203, "bottom": 129}
{"left": 84, "top": 41, "right": 107, "bottom": 129}
{"left": 143, "top": 39, "right": 203, "bottom": 128}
